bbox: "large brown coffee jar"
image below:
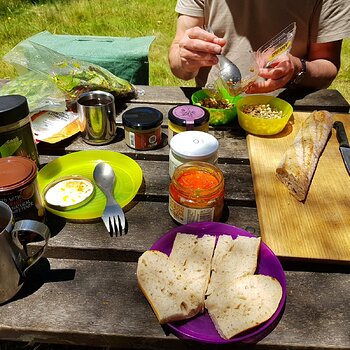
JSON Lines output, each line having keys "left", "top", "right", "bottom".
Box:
{"left": 0, "top": 156, "right": 45, "bottom": 223}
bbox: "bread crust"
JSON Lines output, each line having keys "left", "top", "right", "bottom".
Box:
{"left": 276, "top": 110, "right": 333, "bottom": 201}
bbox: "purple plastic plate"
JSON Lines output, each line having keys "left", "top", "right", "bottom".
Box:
{"left": 151, "top": 222, "right": 286, "bottom": 344}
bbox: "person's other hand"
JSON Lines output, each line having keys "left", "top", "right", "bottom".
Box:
{"left": 177, "top": 26, "right": 226, "bottom": 75}
{"left": 246, "top": 54, "right": 296, "bottom": 93}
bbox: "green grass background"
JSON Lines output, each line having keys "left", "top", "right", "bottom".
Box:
{"left": 0, "top": 0, "right": 349, "bottom": 101}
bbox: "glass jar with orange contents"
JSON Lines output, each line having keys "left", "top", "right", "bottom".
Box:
{"left": 169, "top": 161, "right": 224, "bottom": 224}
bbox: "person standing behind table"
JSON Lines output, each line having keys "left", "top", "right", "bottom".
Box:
{"left": 168, "top": 0, "right": 350, "bottom": 93}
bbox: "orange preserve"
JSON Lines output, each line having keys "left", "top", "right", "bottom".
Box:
{"left": 169, "top": 161, "right": 224, "bottom": 224}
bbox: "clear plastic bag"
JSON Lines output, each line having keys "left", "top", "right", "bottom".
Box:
{"left": 256, "top": 22, "right": 297, "bottom": 68}
{"left": 206, "top": 51, "right": 259, "bottom": 97}
{"left": 3, "top": 39, "right": 137, "bottom": 108}
{"left": 0, "top": 71, "right": 66, "bottom": 113}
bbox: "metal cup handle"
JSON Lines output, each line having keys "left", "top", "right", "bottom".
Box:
{"left": 12, "top": 220, "right": 50, "bottom": 275}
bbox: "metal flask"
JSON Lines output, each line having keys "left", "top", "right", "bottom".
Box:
{"left": 0, "top": 201, "right": 50, "bottom": 304}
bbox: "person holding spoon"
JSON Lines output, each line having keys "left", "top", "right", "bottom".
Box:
{"left": 168, "top": 0, "right": 350, "bottom": 93}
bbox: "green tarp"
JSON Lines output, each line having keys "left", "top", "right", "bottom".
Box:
{"left": 27, "top": 31, "right": 155, "bottom": 85}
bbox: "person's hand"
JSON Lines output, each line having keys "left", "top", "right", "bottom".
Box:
{"left": 176, "top": 26, "right": 226, "bottom": 76}
{"left": 246, "top": 54, "right": 296, "bottom": 94}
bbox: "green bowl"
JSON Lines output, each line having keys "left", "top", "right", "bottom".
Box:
{"left": 191, "top": 89, "right": 242, "bottom": 126}
{"left": 236, "top": 95, "right": 293, "bottom": 135}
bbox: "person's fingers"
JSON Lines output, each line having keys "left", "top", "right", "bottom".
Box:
{"left": 259, "top": 60, "right": 294, "bottom": 80}
{"left": 184, "top": 27, "right": 225, "bottom": 54}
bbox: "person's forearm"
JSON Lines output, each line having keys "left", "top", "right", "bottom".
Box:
{"left": 299, "top": 59, "right": 338, "bottom": 89}
{"left": 169, "top": 42, "right": 198, "bottom": 81}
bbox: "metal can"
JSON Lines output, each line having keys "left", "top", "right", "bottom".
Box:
{"left": 169, "top": 161, "right": 225, "bottom": 224}
{"left": 0, "top": 156, "right": 45, "bottom": 223}
{"left": 169, "top": 131, "right": 219, "bottom": 178}
{"left": 122, "top": 107, "right": 163, "bottom": 150}
{"left": 77, "top": 90, "right": 117, "bottom": 145}
{"left": 0, "top": 95, "right": 39, "bottom": 165}
{"left": 168, "top": 104, "right": 209, "bottom": 141}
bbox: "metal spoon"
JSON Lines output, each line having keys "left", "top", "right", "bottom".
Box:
{"left": 205, "top": 26, "right": 242, "bottom": 84}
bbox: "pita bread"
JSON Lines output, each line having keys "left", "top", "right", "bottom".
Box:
{"left": 169, "top": 233, "right": 216, "bottom": 312}
{"left": 205, "top": 274, "right": 283, "bottom": 339}
{"left": 137, "top": 250, "right": 202, "bottom": 324}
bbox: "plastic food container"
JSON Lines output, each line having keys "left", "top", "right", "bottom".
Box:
{"left": 122, "top": 107, "right": 163, "bottom": 150}
{"left": 191, "top": 89, "right": 242, "bottom": 125}
{"left": 169, "top": 131, "right": 219, "bottom": 178}
{"left": 168, "top": 104, "right": 209, "bottom": 141}
{"left": 43, "top": 176, "right": 95, "bottom": 211}
{"left": 236, "top": 95, "right": 293, "bottom": 135}
{"left": 0, "top": 156, "right": 45, "bottom": 222}
{"left": 169, "top": 161, "right": 224, "bottom": 224}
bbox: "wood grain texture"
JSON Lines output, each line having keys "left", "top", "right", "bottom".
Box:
{"left": 248, "top": 112, "right": 350, "bottom": 262}
{"left": 0, "top": 259, "right": 348, "bottom": 349}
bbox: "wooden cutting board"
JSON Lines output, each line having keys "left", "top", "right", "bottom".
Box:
{"left": 247, "top": 111, "right": 350, "bottom": 263}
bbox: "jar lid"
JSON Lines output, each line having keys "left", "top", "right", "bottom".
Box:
{"left": 168, "top": 104, "right": 209, "bottom": 127}
{"left": 170, "top": 131, "right": 219, "bottom": 159}
{"left": 0, "top": 95, "right": 29, "bottom": 126}
{"left": 122, "top": 107, "right": 163, "bottom": 130}
{"left": 0, "top": 156, "right": 37, "bottom": 191}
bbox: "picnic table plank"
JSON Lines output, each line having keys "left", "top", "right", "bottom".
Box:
{"left": 0, "top": 258, "right": 348, "bottom": 350}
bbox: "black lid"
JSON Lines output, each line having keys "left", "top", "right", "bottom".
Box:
{"left": 168, "top": 104, "right": 209, "bottom": 127}
{"left": 0, "top": 95, "right": 29, "bottom": 126}
{"left": 122, "top": 107, "right": 163, "bottom": 130}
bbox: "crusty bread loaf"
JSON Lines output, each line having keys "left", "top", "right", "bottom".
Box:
{"left": 137, "top": 250, "right": 202, "bottom": 324}
{"left": 276, "top": 110, "right": 333, "bottom": 201}
{"left": 206, "top": 235, "right": 261, "bottom": 296}
{"left": 205, "top": 274, "right": 283, "bottom": 340}
{"left": 169, "top": 233, "right": 216, "bottom": 312}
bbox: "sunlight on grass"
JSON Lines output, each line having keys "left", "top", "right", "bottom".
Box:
{"left": 0, "top": 0, "right": 347, "bottom": 98}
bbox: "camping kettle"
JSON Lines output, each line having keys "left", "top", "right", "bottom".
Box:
{"left": 0, "top": 201, "right": 50, "bottom": 304}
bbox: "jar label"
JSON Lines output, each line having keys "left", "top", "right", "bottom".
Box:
{"left": 169, "top": 196, "right": 214, "bottom": 224}
{"left": 127, "top": 129, "right": 161, "bottom": 150}
{"left": 0, "top": 125, "right": 39, "bottom": 165}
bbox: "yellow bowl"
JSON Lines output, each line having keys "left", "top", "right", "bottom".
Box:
{"left": 191, "top": 89, "right": 242, "bottom": 126}
{"left": 236, "top": 95, "right": 293, "bottom": 135}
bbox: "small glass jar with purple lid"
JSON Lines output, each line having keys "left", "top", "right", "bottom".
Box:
{"left": 168, "top": 104, "right": 210, "bottom": 141}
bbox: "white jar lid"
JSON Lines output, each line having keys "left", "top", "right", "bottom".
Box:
{"left": 170, "top": 131, "right": 219, "bottom": 159}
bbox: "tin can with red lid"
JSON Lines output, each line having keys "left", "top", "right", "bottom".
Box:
{"left": 0, "top": 156, "right": 45, "bottom": 223}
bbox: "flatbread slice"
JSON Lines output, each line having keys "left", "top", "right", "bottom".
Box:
{"left": 205, "top": 274, "right": 283, "bottom": 339}
{"left": 137, "top": 250, "right": 202, "bottom": 324}
{"left": 169, "top": 233, "right": 216, "bottom": 311}
{"left": 206, "top": 235, "right": 261, "bottom": 296}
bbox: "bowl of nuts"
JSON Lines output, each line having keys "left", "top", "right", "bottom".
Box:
{"left": 191, "top": 89, "right": 242, "bottom": 126}
{"left": 236, "top": 95, "right": 293, "bottom": 135}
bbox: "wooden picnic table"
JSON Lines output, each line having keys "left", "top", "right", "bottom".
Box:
{"left": 0, "top": 84, "right": 349, "bottom": 350}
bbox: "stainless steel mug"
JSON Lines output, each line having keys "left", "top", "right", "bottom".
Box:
{"left": 0, "top": 201, "right": 50, "bottom": 303}
{"left": 77, "top": 90, "right": 117, "bottom": 145}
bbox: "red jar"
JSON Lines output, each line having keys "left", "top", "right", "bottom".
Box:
{"left": 169, "top": 161, "right": 224, "bottom": 224}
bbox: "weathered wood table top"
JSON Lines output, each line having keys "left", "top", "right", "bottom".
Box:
{"left": 0, "top": 85, "right": 349, "bottom": 350}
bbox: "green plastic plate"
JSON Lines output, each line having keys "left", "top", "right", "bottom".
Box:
{"left": 37, "top": 150, "right": 143, "bottom": 220}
